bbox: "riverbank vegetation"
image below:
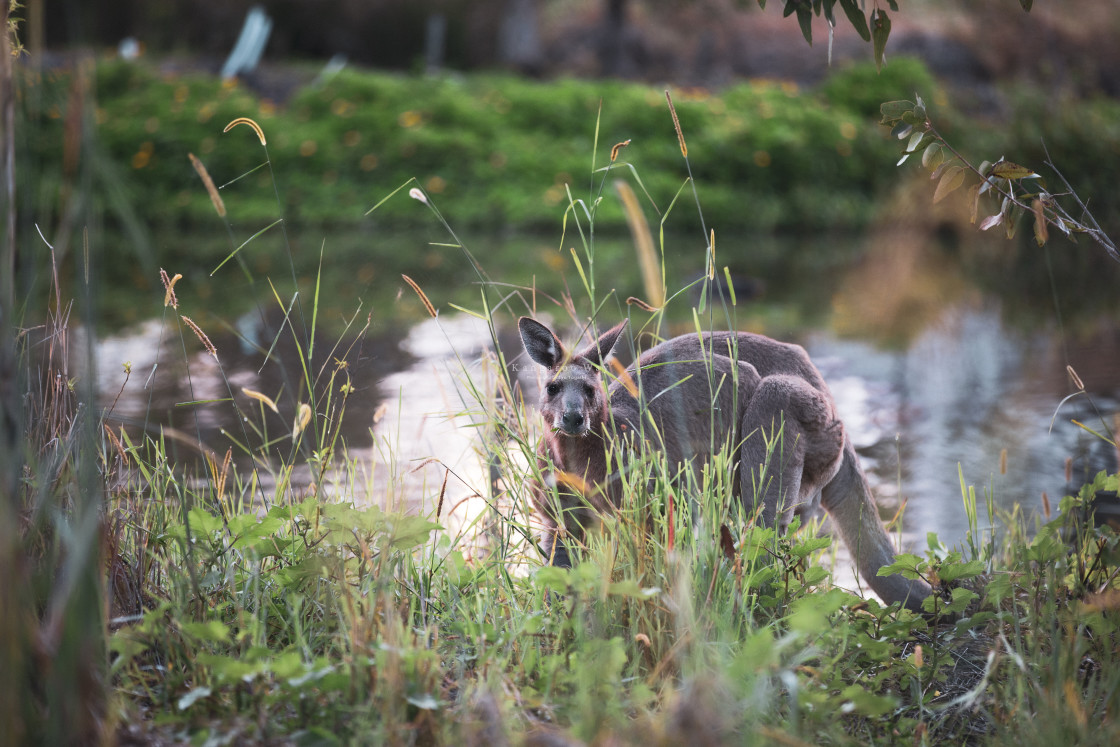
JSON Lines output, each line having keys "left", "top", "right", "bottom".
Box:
{"left": 5, "top": 1, "right": 1120, "bottom": 734}
{"left": 6, "top": 77, "right": 1120, "bottom": 743}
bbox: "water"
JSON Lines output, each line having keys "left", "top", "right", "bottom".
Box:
{"left": 86, "top": 227, "right": 1120, "bottom": 559}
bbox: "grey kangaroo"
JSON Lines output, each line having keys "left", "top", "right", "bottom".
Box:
{"left": 518, "top": 317, "right": 932, "bottom": 611}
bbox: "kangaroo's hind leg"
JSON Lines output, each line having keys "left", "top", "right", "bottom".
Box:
{"left": 738, "top": 375, "right": 846, "bottom": 531}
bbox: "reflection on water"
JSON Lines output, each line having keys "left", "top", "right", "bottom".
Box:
{"left": 88, "top": 231, "right": 1120, "bottom": 554}
{"left": 809, "top": 302, "right": 1119, "bottom": 545}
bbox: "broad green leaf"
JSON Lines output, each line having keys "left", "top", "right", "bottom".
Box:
{"left": 186, "top": 506, "right": 223, "bottom": 536}
{"left": 534, "top": 565, "right": 571, "bottom": 592}
{"left": 878, "top": 553, "right": 925, "bottom": 580}
{"left": 990, "top": 160, "right": 1038, "bottom": 180}
{"left": 943, "top": 586, "right": 979, "bottom": 614}
{"left": 921, "top": 142, "right": 943, "bottom": 170}
{"left": 936, "top": 558, "right": 985, "bottom": 583}
{"left": 933, "top": 165, "right": 967, "bottom": 203}
{"left": 839, "top": 0, "right": 871, "bottom": 41}
{"left": 181, "top": 619, "right": 230, "bottom": 642}
{"left": 880, "top": 100, "right": 916, "bottom": 124}
{"left": 197, "top": 652, "right": 258, "bottom": 681}
{"left": 840, "top": 684, "right": 898, "bottom": 717}
{"left": 389, "top": 514, "right": 442, "bottom": 550}
{"left": 871, "top": 9, "right": 891, "bottom": 71}
{"left": 788, "top": 588, "right": 848, "bottom": 633}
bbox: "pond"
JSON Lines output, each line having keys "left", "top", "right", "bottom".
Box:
{"left": 87, "top": 221, "right": 1120, "bottom": 567}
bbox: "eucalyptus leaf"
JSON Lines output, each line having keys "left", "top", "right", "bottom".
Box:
{"left": 905, "top": 129, "right": 925, "bottom": 154}
{"left": 991, "top": 160, "right": 1038, "bottom": 180}
{"left": 979, "top": 212, "right": 1003, "bottom": 231}
{"left": 880, "top": 99, "right": 916, "bottom": 124}
{"left": 796, "top": 6, "right": 814, "bottom": 45}
{"left": 933, "top": 165, "right": 966, "bottom": 203}
{"left": 871, "top": 9, "right": 891, "bottom": 71}
{"left": 921, "top": 142, "right": 943, "bottom": 170}
{"left": 839, "top": 0, "right": 871, "bottom": 41}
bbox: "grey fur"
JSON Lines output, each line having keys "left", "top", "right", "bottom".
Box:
{"left": 518, "top": 317, "right": 931, "bottom": 611}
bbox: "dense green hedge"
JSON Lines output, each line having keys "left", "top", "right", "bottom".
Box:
{"left": 19, "top": 56, "right": 939, "bottom": 236}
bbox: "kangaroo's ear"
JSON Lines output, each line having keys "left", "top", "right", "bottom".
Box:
{"left": 519, "top": 317, "right": 566, "bottom": 369}
{"left": 578, "top": 320, "right": 627, "bottom": 367}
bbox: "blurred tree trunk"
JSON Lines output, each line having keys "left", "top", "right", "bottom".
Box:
{"left": 599, "top": 0, "right": 627, "bottom": 76}
{"left": 498, "top": 0, "right": 543, "bottom": 73}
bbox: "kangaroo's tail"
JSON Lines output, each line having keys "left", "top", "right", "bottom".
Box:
{"left": 822, "top": 441, "right": 932, "bottom": 612}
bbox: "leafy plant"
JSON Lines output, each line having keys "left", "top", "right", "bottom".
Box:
{"left": 881, "top": 96, "right": 1119, "bottom": 263}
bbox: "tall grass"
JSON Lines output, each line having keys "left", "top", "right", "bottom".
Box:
{"left": 4, "top": 80, "right": 1120, "bottom": 747}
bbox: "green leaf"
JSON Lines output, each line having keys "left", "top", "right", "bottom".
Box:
{"left": 933, "top": 165, "right": 966, "bottom": 203}
{"left": 921, "top": 142, "right": 943, "bottom": 170}
{"left": 186, "top": 506, "right": 223, "bottom": 537}
{"left": 534, "top": 565, "right": 571, "bottom": 592}
{"left": 936, "top": 558, "right": 985, "bottom": 583}
{"left": 181, "top": 619, "right": 230, "bottom": 643}
{"left": 840, "top": 684, "right": 898, "bottom": 717}
{"left": 878, "top": 553, "right": 925, "bottom": 580}
{"left": 871, "top": 9, "right": 891, "bottom": 71}
{"left": 788, "top": 588, "right": 847, "bottom": 633}
{"left": 796, "top": 6, "right": 814, "bottom": 45}
{"left": 839, "top": 0, "right": 871, "bottom": 41}
{"left": 991, "top": 160, "right": 1038, "bottom": 180}
{"left": 388, "top": 514, "right": 442, "bottom": 550}
{"left": 943, "top": 586, "right": 979, "bottom": 614}
{"left": 880, "top": 100, "right": 916, "bottom": 124}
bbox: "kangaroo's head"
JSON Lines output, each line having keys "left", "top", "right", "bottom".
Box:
{"left": 518, "top": 317, "right": 627, "bottom": 438}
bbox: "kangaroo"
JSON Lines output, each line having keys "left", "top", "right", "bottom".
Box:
{"left": 518, "top": 317, "right": 932, "bottom": 611}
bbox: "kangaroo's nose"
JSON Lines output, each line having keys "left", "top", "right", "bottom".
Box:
{"left": 560, "top": 411, "right": 585, "bottom": 433}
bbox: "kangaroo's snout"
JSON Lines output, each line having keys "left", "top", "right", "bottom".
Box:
{"left": 559, "top": 409, "right": 586, "bottom": 435}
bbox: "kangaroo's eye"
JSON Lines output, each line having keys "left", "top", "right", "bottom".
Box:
{"left": 545, "top": 382, "right": 561, "bottom": 397}
{"left": 583, "top": 384, "right": 596, "bottom": 397}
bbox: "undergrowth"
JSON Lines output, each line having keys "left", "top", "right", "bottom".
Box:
{"left": 4, "top": 79, "right": 1120, "bottom": 747}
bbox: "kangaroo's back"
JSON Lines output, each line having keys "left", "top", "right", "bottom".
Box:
{"left": 518, "top": 318, "right": 932, "bottom": 611}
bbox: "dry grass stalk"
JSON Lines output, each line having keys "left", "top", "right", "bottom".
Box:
{"left": 615, "top": 180, "right": 662, "bottom": 307}
{"left": 666, "top": 90, "right": 688, "bottom": 158}
{"left": 626, "top": 296, "right": 657, "bottom": 312}
{"left": 292, "top": 403, "right": 312, "bottom": 441}
{"left": 401, "top": 274, "right": 437, "bottom": 318}
{"left": 610, "top": 139, "right": 631, "bottom": 162}
{"left": 1066, "top": 365, "right": 1085, "bottom": 391}
{"left": 241, "top": 387, "right": 280, "bottom": 414}
{"left": 181, "top": 316, "right": 218, "bottom": 360}
{"left": 188, "top": 153, "right": 227, "bottom": 217}
{"left": 223, "top": 116, "right": 267, "bottom": 145}
{"left": 160, "top": 268, "right": 182, "bottom": 309}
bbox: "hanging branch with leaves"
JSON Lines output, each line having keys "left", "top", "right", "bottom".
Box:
{"left": 768, "top": 0, "right": 898, "bottom": 70}
{"left": 880, "top": 97, "right": 1119, "bottom": 264}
